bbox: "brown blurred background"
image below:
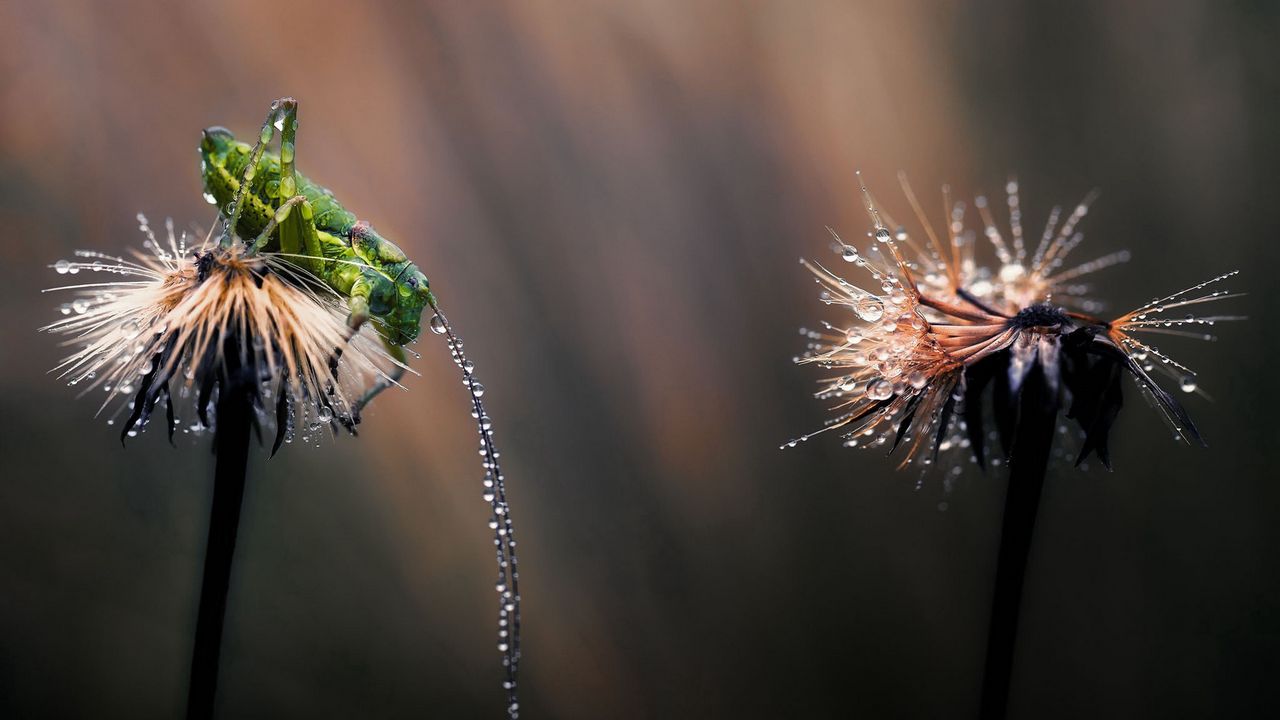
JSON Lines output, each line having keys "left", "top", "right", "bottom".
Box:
{"left": 1, "top": 1, "right": 1277, "bottom": 718}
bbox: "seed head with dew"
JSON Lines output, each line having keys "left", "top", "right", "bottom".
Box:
{"left": 788, "top": 172, "right": 1242, "bottom": 487}
{"left": 42, "top": 214, "right": 400, "bottom": 451}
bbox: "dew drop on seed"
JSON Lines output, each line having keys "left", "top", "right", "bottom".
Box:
{"left": 866, "top": 378, "right": 894, "bottom": 401}
{"left": 874, "top": 228, "right": 892, "bottom": 244}
{"left": 54, "top": 259, "right": 71, "bottom": 274}
{"left": 472, "top": 383, "right": 486, "bottom": 397}
{"left": 317, "top": 406, "right": 333, "bottom": 422}
{"left": 854, "top": 297, "right": 884, "bottom": 323}
{"left": 1179, "top": 376, "right": 1197, "bottom": 393}
{"left": 841, "top": 246, "right": 858, "bottom": 262}
{"left": 429, "top": 315, "right": 447, "bottom": 334}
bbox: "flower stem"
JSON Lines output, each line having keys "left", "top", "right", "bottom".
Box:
{"left": 187, "top": 347, "right": 253, "bottom": 720}
{"left": 980, "top": 363, "right": 1059, "bottom": 720}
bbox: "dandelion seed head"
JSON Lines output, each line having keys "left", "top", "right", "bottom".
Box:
{"left": 44, "top": 217, "right": 400, "bottom": 447}
{"left": 791, "top": 175, "right": 1241, "bottom": 474}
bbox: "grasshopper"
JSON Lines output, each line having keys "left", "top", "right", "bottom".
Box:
{"left": 199, "top": 98, "right": 519, "bottom": 707}
{"left": 199, "top": 98, "right": 434, "bottom": 423}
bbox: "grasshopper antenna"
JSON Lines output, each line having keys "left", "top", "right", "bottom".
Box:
{"left": 428, "top": 301, "right": 522, "bottom": 718}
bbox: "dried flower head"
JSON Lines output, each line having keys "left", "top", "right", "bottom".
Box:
{"left": 789, "top": 173, "right": 1241, "bottom": 477}
{"left": 43, "top": 215, "right": 400, "bottom": 450}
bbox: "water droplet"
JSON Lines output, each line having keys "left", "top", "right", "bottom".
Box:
{"left": 54, "top": 259, "right": 71, "bottom": 274}
{"left": 999, "top": 263, "right": 1025, "bottom": 283}
{"left": 429, "top": 315, "right": 447, "bottom": 334}
{"left": 841, "top": 246, "right": 858, "bottom": 262}
{"left": 1179, "top": 376, "right": 1197, "bottom": 393}
{"left": 854, "top": 297, "right": 884, "bottom": 323}
{"left": 203, "top": 191, "right": 217, "bottom": 205}
{"left": 472, "top": 383, "right": 486, "bottom": 397}
{"left": 866, "top": 378, "right": 894, "bottom": 401}
{"left": 71, "top": 298, "right": 89, "bottom": 314}
{"left": 874, "top": 228, "right": 892, "bottom": 244}
{"left": 316, "top": 406, "right": 333, "bottom": 422}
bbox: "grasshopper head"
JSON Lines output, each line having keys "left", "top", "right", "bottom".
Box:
{"left": 200, "top": 126, "right": 238, "bottom": 162}
{"left": 385, "top": 265, "right": 435, "bottom": 345}
{"left": 199, "top": 127, "right": 245, "bottom": 210}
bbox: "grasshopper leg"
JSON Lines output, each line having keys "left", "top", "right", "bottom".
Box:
{"left": 263, "top": 98, "right": 405, "bottom": 427}
{"left": 225, "top": 97, "right": 296, "bottom": 244}
{"left": 348, "top": 340, "right": 407, "bottom": 425}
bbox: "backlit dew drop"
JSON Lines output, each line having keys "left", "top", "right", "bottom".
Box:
{"left": 429, "top": 314, "right": 447, "bottom": 334}
{"left": 1179, "top": 376, "right": 1197, "bottom": 393}
{"left": 841, "top": 246, "right": 859, "bottom": 262}
{"left": 316, "top": 406, "right": 334, "bottom": 422}
{"left": 854, "top": 296, "right": 884, "bottom": 322}
{"left": 874, "top": 228, "right": 892, "bottom": 243}
{"left": 55, "top": 259, "right": 71, "bottom": 274}
{"left": 866, "top": 378, "right": 894, "bottom": 401}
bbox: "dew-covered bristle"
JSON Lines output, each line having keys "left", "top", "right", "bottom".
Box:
{"left": 1107, "top": 269, "right": 1244, "bottom": 408}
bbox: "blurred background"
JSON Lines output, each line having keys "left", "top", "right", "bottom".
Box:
{"left": 1, "top": 1, "right": 1277, "bottom": 718}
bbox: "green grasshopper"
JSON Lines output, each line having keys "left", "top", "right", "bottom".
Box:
{"left": 199, "top": 97, "right": 434, "bottom": 422}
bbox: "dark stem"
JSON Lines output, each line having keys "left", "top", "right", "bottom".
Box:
{"left": 980, "top": 363, "right": 1059, "bottom": 720}
{"left": 187, "top": 349, "right": 253, "bottom": 720}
